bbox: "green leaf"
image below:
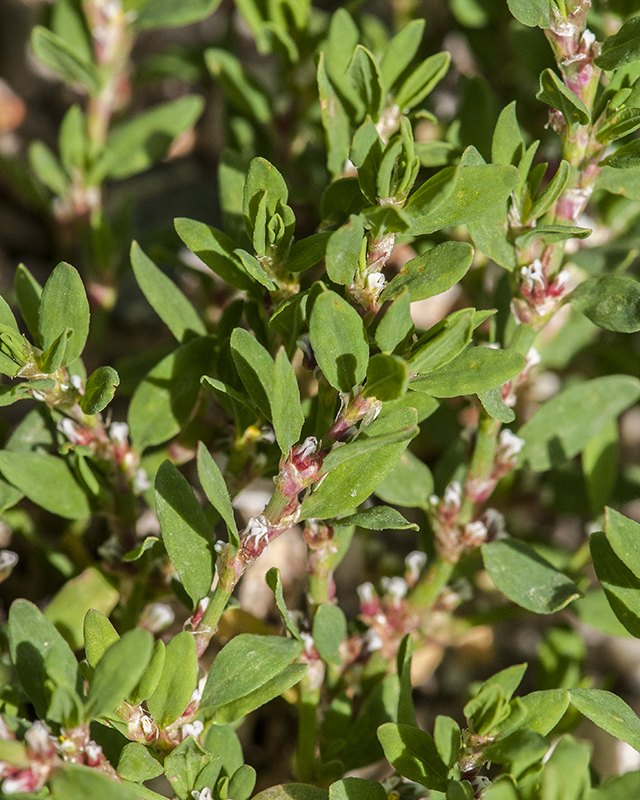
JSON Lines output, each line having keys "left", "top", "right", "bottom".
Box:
{"left": 29, "top": 140, "right": 69, "bottom": 195}
{"left": 336, "top": 506, "right": 418, "bottom": 530}
{"left": 571, "top": 275, "right": 640, "bottom": 332}
{"left": 212, "top": 664, "right": 308, "bottom": 724}
{"left": 128, "top": 335, "right": 214, "bottom": 450}
{"left": 597, "top": 107, "right": 640, "bottom": 143}
{"left": 377, "top": 722, "right": 449, "bottom": 791}
{"left": 381, "top": 242, "right": 474, "bottom": 304}
{"left": 394, "top": 52, "right": 450, "bottom": 111}
{"left": 90, "top": 96, "right": 205, "bottom": 182}
{"left": 329, "top": 777, "right": 387, "bottom": 800}
{"left": 309, "top": 290, "right": 369, "bottom": 392}
{"left": 434, "top": 716, "right": 461, "bottom": 769}
{"left": 205, "top": 48, "right": 271, "bottom": 124}
{"left": 380, "top": 19, "right": 425, "bottom": 90}
{"left": 200, "top": 634, "right": 303, "bottom": 714}
{"left": 410, "top": 347, "right": 525, "bottom": 398}
{"left": 375, "top": 288, "right": 414, "bottom": 354}
{"left": 83, "top": 609, "right": 119, "bottom": 669}
{"left": 583, "top": 421, "right": 618, "bottom": 517}
{"left": 155, "top": 460, "right": 215, "bottom": 605}
{"left": 570, "top": 688, "right": 640, "bottom": 752}
{"left": 253, "top": 786, "right": 328, "bottom": 800}
{"left": 50, "top": 763, "right": 144, "bottom": 800}
{"left": 45, "top": 567, "right": 118, "bottom": 651}
{"left": 313, "top": 604, "right": 347, "bottom": 665}
{"left": 197, "top": 443, "right": 239, "bottom": 549}
{"left": 147, "top": 631, "right": 199, "bottom": 729}
{"left": 321, "top": 426, "right": 418, "bottom": 474}
{"left": 15, "top": 264, "right": 42, "bottom": 342}
{"left": 518, "top": 375, "right": 640, "bottom": 471}
{"left": 507, "top": 0, "right": 549, "bottom": 26}
{"left": 117, "top": 742, "right": 163, "bottom": 782}
{"left": 202, "top": 375, "right": 256, "bottom": 432}
{"left": 175, "top": 218, "right": 255, "bottom": 294}
{"left": 363, "top": 354, "right": 409, "bottom": 402}
{"left": 0, "top": 451, "right": 91, "bottom": 519}
{"left": 266, "top": 567, "right": 302, "bottom": 641}
{"left": 605, "top": 507, "right": 640, "bottom": 579}
{"left": 325, "top": 215, "right": 365, "bottom": 286}
{"left": 528, "top": 160, "right": 570, "bottom": 221}
{"left": 31, "top": 26, "right": 99, "bottom": 93}
{"left": 515, "top": 224, "right": 591, "bottom": 248}
{"left": 243, "top": 156, "right": 289, "bottom": 238}
{"left": 130, "top": 241, "right": 206, "bottom": 341}
{"left": 478, "top": 387, "right": 515, "bottom": 423}
{"left": 131, "top": 639, "right": 166, "bottom": 705}
{"left": 9, "top": 598, "right": 81, "bottom": 722}
{"left": 272, "top": 348, "right": 304, "bottom": 454}
{"left": 464, "top": 684, "right": 510, "bottom": 736}
{"left": 595, "top": 16, "right": 640, "bottom": 71}
{"left": 600, "top": 138, "right": 640, "bottom": 168}
{"left": 518, "top": 689, "right": 570, "bottom": 736}
{"left": 405, "top": 161, "right": 518, "bottom": 235}
{"left": 86, "top": 629, "right": 154, "bottom": 719}
{"left": 573, "top": 589, "right": 633, "bottom": 638}
{"left": 590, "top": 769, "right": 640, "bottom": 799}
{"left": 492, "top": 102, "right": 525, "bottom": 166}
{"left": 408, "top": 310, "right": 474, "bottom": 376}
{"left": 287, "top": 232, "right": 331, "bottom": 273}
{"left": 317, "top": 53, "right": 351, "bottom": 181}
{"left": 136, "top": 0, "right": 223, "bottom": 29}
{"left": 39, "top": 262, "right": 90, "bottom": 366}
{"left": 374, "top": 449, "right": 434, "bottom": 509}
{"left": 482, "top": 538, "right": 581, "bottom": 613}
{"left": 590, "top": 530, "right": 640, "bottom": 637}
{"left": 59, "top": 104, "right": 87, "bottom": 174}
{"left": 79, "top": 366, "right": 120, "bottom": 415}
{"left": 537, "top": 69, "right": 590, "bottom": 126}
{"left": 229, "top": 764, "right": 257, "bottom": 800}
{"left": 39, "top": 328, "right": 70, "bottom": 374}
{"left": 300, "top": 407, "right": 418, "bottom": 520}
{"left": 348, "top": 46, "right": 384, "bottom": 122}
{"left": 230, "top": 327, "right": 276, "bottom": 419}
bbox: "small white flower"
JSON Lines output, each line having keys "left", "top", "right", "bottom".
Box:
{"left": 85, "top": 742, "right": 102, "bottom": 763}
{"left": 70, "top": 374, "right": 83, "bottom": 391}
{"left": 110, "top": 421, "right": 129, "bottom": 445}
{"left": 134, "top": 468, "right": 151, "bottom": 493}
{"left": 365, "top": 629, "right": 384, "bottom": 652}
{"left": 141, "top": 716, "right": 154, "bottom": 736}
{"left": 526, "top": 348, "right": 541, "bottom": 369}
{"left": 182, "top": 721, "right": 204, "bottom": 741}
{"left": 357, "top": 582, "right": 376, "bottom": 605}
{"left": 191, "top": 789, "right": 213, "bottom": 800}
{"left": 366, "top": 272, "right": 386, "bottom": 293}
{"left": 381, "top": 576, "right": 408, "bottom": 601}
{"left": 244, "top": 515, "right": 270, "bottom": 548}
{"left": 444, "top": 481, "right": 462, "bottom": 508}
{"left": 498, "top": 430, "right": 525, "bottom": 460}
{"left": 297, "top": 436, "right": 318, "bottom": 459}
{"left": 405, "top": 551, "right": 426, "bottom": 583}
{"left": 464, "top": 521, "right": 488, "bottom": 545}
{"left": 300, "top": 632, "right": 315, "bottom": 656}
{"left": 521, "top": 259, "right": 545, "bottom": 291}
{"left": 58, "top": 417, "right": 80, "bottom": 443}
{"left": 24, "top": 721, "right": 52, "bottom": 754}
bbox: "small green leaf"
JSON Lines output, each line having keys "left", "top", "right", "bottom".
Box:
{"left": 205, "top": 48, "right": 271, "bottom": 124}
{"left": 128, "top": 335, "right": 214, "bottom": 450}
{"left": 408, "top": 310, "right": 474, "bottom": 376}
{"left": 600, "top": 139, "right": 640, "bottom": 168}
{"left": 319, "top": 425, "right": 418, "bottom": 475}
{"left": 301, "top": 407, "right": 417, "bottom": 520}
{"left": 605, "top": 507, "right": 640, "bottom": 579}
{"left": 381, "top": 242, "right": 474, "bottom": 304}
{"left": 130, "top": 241, "right": 206, "bottom": 342}
{"left": 147, "top": 632, "right": 199, "bottom": 729}
{"left": 59, "top": 104, "right": 87, "bottom": 174}
{"left": 79, "top": 366, "right": 120, "bottom": 415}
{"left": 86, "top": 629, "right": 154, "bottom": 719}
{"left": 39, "top": 262, "right": 90, "bottom": 366}
{"left": 374, "top": 449, "right": 434, "bottom": 509}
{"left": 394, "top": 52, "right": 450, "bottom": 111}
{"left": 329, "top": 777, "right": 387, "bottom": 800}
{"left": 272, "top": 348, "right": 304, "bottom": 454}
{"left": 507, "top": 0, "right": 549, "bottom": 26}
{"left": 478, "top": 387, "right": 515, "bottom": 423}
{"left": 348, "top": 46, "right": 384, "bottom": 121}
{"left": 253, "top": 785, "right": 328, "bottom": 800}
{"left": 376, "top": 288, "right": 414, "bottom": 353}
{"left": 325, "top": 215, "right": 365, "bottom": 286}
{"left": 518, "top": 375, "right": 640, "bottom": 471}
{"left": 590, "top": 530, "right": 640, "bottom": 638}
{"left": 597, "top": 107, "right": 640, "bottom": 143}
{"left": 31, "top": 26, "right": 100, "bottom": 93}
{"left": 571, "top": 275, "right": 640, "bottom": 332}
{"left": 516, "top": 224, "right": 591, "bottom": 248}
{"left": 9, "top": 598, "right": 82, "bottom": 722}
{"left": 197, "top": 443, "right": 239, "bottom": 549}
{"left": 492, "top": 102, "right": 525, "bottom": 166}
{"left": 518, "top": 689, "right": 570, "bottom": 736}
{"left": 317, "top": 53, "right": 352, "bottom": 181}
{"left": 29, "top": 140, "right": 69, "bottom": 195}
{"left": 380, "top": 19, "right": 425, "bottom": 91}
{"left": 131, "top": 639, "right": 166, "bottom": 705}
{"left": 583, "top": 422, "right": 618, "bottom": 517}
{"left": 410, "top": 347, "right": 525, "bottom": 398}
{"left": 266, "top": 567, "right": 302, "bottom": 641}
{"left": 164, "top": 736, "right": 218, "bottom": 800}
{"left": 89, "top": 96, "right": 204, "bottom": 182}
{"left": 336, "top": 506, "right": 417, "bottom": 530}
{"left": 482, "top": 538, "right": 581, "bottom": 614}
{"left": 229, "top": 764, "right": 257, "bottom": 800}
{"left": 313, "top": 604, "right": 347, "bottom": 665}
{"left": 136, "top": 0, "right": 223, "bottom": 29}
{"left": 377, "top": 722, "right": 448, "bottom": 791}
{"left": 595, "top": 16, "right": 640, "bottom": 71}
{"left": 39, "top": 328, "right": 70, "bottom": 374}
{"left": 200, "top": 634, "right": 303, "bottom": 714}
{"left": 434, "top": 716, "right": 461, "bottom": 769}
{"left": 230, "top": 328, "right": 276, "bottom": 419}
{"left": 363, "top": 354, "right": 409, "bottom": 402}
{"left": 50, "top": 763, "right": 144, "bottom": 800}
{"left": 117, "top": 742, "right": 163, "bottom": 782}
{"left": 287, "top": 232, "right": 331, "bottom": 273}
{"left": 0, "top": 451, "right": 91, "bottom": 519}
{"left": 537, "top": 69, "right": 590, "bottom": 126}
{"left": 570, "top": 688, "right": 640, "bottom": 752}
{"left": 155, "top": 460, "right": 215, "bottom": 606}
{"left": 83, "top": 609, "right": 119, "bottom": 669}
{"left": 528, "top": 160, "right": 570, "bottom": 221}
{"left": 45, "top": 567, "right": 119, "bottom": 651}
{"left": 309, "top": 290, "right": 369, "bottom": 392}
{"left": 15, "top": 264, "right": 42, "bottom": 342}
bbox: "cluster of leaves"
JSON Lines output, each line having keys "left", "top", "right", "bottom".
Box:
{"left": 5, "top": 0, "right": 640, "bottom": 799}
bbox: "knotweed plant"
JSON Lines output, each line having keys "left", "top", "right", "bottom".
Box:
{"left": 3, "top": 1, "right": 640, "bottom": 799}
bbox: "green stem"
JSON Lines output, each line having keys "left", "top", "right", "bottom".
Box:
{"left": 194, "top": 565, "right": 237, "bottom": 657}
{"left": 459, "top": 412, "right": 501, "bottom": 526}
{"left": 409, "top": 557, "right": 455, "bottom": 609}
{"left": 296, "top": 673, "right": 320, "bottom": 783}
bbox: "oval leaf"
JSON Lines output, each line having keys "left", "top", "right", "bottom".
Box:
{"left": 410, "top": 347, "right": 525, "bottom": 398}
{"left": 571, "top": 275, "right": 640, "bottom": 332}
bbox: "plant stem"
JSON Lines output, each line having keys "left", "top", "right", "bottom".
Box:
{"left": 296, "top": 673, "right": 320, "bottom": 783}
